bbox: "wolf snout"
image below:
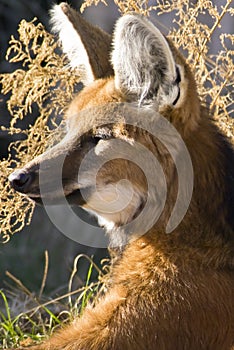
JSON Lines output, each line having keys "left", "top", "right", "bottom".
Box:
{"left": 9, "top": 169, "right": 35, "bottom": 194}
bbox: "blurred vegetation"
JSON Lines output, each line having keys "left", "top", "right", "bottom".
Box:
{"left": 0, "top": 256, "right": 110, "bottom": 348}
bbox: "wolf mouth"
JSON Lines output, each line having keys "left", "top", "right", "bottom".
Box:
{"left": 29, "top": 188, "right": 85, "bottom": 206}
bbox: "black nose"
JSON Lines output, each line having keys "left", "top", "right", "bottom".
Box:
{"left": 8, "top": 170, "right": 34, "bottom": 193}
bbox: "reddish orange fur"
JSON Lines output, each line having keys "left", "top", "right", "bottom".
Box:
{"left": 24, "top": 70, "right": 234, "bottom": 350}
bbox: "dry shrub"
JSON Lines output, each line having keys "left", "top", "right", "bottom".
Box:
{"left": 0, "top": 19, "right": 80, "bottom": 242}
{"left": 0, "top": 0, "right": 233, "bottom": 242}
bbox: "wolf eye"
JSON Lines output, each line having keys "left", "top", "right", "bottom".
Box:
{"left": 93, "top": 128, "right": 113, "bottom": 142}
{"left": 91, "top": 136, "right": 103, "bottom": 145}
{"left": 90, "top": 133, "right": 112, "bottom": 145}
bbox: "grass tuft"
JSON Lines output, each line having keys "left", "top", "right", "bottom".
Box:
{"left": 0, "top": 254, "right": 109, "bottom": 348}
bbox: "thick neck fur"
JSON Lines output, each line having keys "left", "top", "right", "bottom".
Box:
{"left": 109, "top": 104, "right": 234, "bottom": 269}
{"left": 185, "top": 107, "right": 234, "bottom": 242}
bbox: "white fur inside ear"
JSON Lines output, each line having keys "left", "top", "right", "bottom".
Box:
{"left": 50, "top": 4, "right": 95, "bottom": 84}
{"left": 112, "top": 14, "right": 177, "bottom": 104}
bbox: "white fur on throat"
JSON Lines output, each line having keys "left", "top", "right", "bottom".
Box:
{"left": 83, "top": 182, "right": 144, "bottom": 247}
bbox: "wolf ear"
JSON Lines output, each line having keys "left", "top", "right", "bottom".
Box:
{"left": 112, "top": 14, "right": 180, "bottom": 105}
{"left": 50, "top": 3, "right": 113, "bottom": 85}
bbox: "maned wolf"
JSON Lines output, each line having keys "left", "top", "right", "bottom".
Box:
{"left": 8, "top": 3, "right": 234, "bottom": 349}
